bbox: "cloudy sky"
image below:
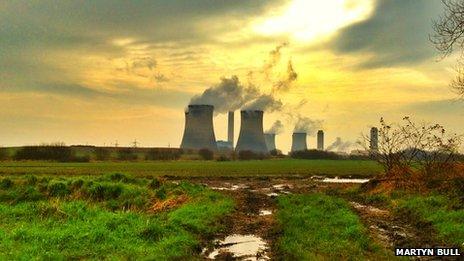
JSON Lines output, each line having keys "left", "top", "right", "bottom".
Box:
{"left": 1, "top": 0, "right": 463, "bottom": 151}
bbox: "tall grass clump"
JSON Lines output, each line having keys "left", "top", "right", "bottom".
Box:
{"left": 0, "top": 175, "right": 234, "bottom": 259}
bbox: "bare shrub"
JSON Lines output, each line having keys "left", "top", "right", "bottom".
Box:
{"left": 198, "top": 148, "right": 214, "bottom": 160}
{"left": 362, "top": 117, "right": 461, "bottom": 177}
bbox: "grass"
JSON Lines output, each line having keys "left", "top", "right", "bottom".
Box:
{"left": 394, "top": 195, "right": 464, "bottom": 247}
{"left": 0, "top": 174, "right": 234, "bottom": 259}
{"left": 275, "top": 193, "right": 388, "bottom": 260}
{"left": 0, "top": 159, "right": 381, "bottom": 177}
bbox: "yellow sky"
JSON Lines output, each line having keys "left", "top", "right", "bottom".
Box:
{"left": 0, "top": 0, "right": 462, "bottom": 151}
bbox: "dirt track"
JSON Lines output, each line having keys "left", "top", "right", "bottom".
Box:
{"left": 173, "top": 177, "right": 448, "bottom": 260}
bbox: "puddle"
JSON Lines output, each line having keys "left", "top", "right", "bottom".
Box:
{"left": 321, "top": 177, "right": 370, "bottom": 183}
{"left": 259, "top": 210, "right": 272, "bottom": 216}
{"left": 206, "top": 234, "right": 269, "bottom": 260}
{"left": 210, "top": 184, "right": 249, "bottom": 191}
{"left": 272, "top": 184, "right": 293, "bottom": 190}
{"left": 350, "top": 202, "right": 390, "bottom": 216}
{"left": 266, "top": 192, "right": 279, "bottom": 197}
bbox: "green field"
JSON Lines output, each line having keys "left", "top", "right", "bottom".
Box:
{"left": 0, "top": 174, "right": 233, "bottom": 259}
{"left": 0, "top": 159, "right": 381, "bottom": 177}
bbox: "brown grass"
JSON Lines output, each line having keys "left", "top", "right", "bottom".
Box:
{"left": 150, "top": 194, "right": 189, "bottom": 213}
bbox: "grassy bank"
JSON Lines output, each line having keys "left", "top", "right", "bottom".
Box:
{"left": 275, "top": 193, "right": 387, "bottom": 260}
{"left": 0, "top": 159, "right": 381, "bottom": 177}
{"left": 394, "top": 195, "right": 464, "bottom": 247}
{"left": 0, "top": 174, "right": 233, "bottom": 259}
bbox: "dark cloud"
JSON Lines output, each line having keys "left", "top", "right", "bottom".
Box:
{"left": 0, "top": 0, "right": 284, "bottom": 48}
{"left": 332, "top": 0, "right": 443, "bottom": 68}
{"left": 1, "top": 81, "right": 191, "bottom": 109}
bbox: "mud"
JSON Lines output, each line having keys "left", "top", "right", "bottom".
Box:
{"left": 174, "top": 177, "right": 447, "bottom": 260}
{"left": 349, "top": 201, "right": 443, "bottom": 260}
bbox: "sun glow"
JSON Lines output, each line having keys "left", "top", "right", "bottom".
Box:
{"left": 254, "top": 0, "right": 375, "bottom": 42}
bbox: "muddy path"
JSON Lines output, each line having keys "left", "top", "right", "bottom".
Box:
{"left": 171, "top": 177, "right": 448, "bottom": 260}
{"left": 198, "top": 179, "right": 299, "bottom": 260}
{"left": 350, "top": 202, "right": 438, "bottom": 250}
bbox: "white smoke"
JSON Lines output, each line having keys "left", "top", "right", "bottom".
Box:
{"left": 273, "top": 60, "right": 298, "bottom": 92}
{"left": 189, "top": 43, "right": 298, "bottom": 113}
{"left": 189, "top": 76, "right": 282, "bottom": 113}
{"left": 293, "top": 116, "right": 323, "bottom": 135}
{"left": 327, "top": 137, "right": 352, "bottom": 152}
{"left": 266, "top": 120, "right": 284, "bottom": 134}
{"left": 243, "top": 94, "right": 283, "bottom": 112}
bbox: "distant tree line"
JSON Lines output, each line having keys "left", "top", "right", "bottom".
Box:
{"left": 0, "top": 144, "right": 183, "bottom": 162}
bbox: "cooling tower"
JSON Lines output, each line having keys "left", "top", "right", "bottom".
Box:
{"left": 235, "top": 110, "right": 268, "bottom": 153}
{"left": 291, "top": 132, "right": 307, "bottom": 152}
{"left": 180, "top": 105, "right": 217, "bottom": 151}
{"left": 317, "top": 130, "right": 324, "bottom": 150}
{"left": 370, "top": 127, "right": 379, "bottom": 151}
{"left": 264, "top": 133, "right": 276, "bottom": 152}
{"left": 228, "top": 111, "right": 234, "bottom": 148}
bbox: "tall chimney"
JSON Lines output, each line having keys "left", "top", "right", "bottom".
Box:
{"left": 180, "top": 105, "right": 217, "bottom": 151}
{"left": 228, "top": 111, "right": 234, "bottom": 148}
{"left": 291, "top": 132, "right": 307, "bottom": 152}
{"left": 370, "top": 127, "right": 379, "bottom": 151}
{"left": 317, "top": 130, "right": 324, "bottom": 150}
{"left": 235, "top": 110, "right": 268, "bottom": 153}
{"left": 264, "top": 133, "right": 276, "bottom": 152}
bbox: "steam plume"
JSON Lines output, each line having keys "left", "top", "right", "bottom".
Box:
{"left": 327, "top": 137, "right": 352, "bottom": 152}
{"left": 243, "top": 94, "right": 282, "bottom": 112}
{"left": 189, "top": 43, "right": 297, "bottom": 113}
{"left": 273, "top": 60, "right": 298, "bottom": 92}
{"left": 189, "top": 76, "right": 282, "bottom": 113}
{"left": 266, "top": 120, "right": 284, "bottom": 134}
{"left": 293, "top": 116, "right": 323, "bottom": 135}
{"left": 263, "top": 42, "right": 288, "bottom": 79}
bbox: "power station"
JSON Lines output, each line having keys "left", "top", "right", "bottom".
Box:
{"left": 291, "top": 132, "right": 307, "bottom": 152}
{"left": 317, "top": 130, "right": 324, "bottom": 150}
{"left": 228, "top": 111, "right": 234, "bottom": 149}
{"left": 235, "top": 110, "right": 268, "bottom": 153}
{"left": 180, "top": 105, "right": 218, "bottom": 151}
{"left": 264, "top": 133, "right": 276, "bottom": 152}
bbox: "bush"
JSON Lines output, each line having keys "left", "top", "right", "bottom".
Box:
{"left": 238, "top": 150, "right": 268, "bottom": 160}
{"left": 117, "top": 148, "right": 138, "bottom": 161}
{"left": 14, "top": 145, "right": 75, "bottom": 162}
{"left": 269, "top": 149, "right": 283, "bottom": 157}
{"left": 0, "top": 148, "right": 9, "bottom": 161}
{"left": 290, "top": 149, "right": 341, "bottom": 160}
{"left": 216, "top": 155, "right": 230, "bottom": 162}
{"left": 145, "top": 149, "right": 182, "bottom": 161}
{"left": 198, "top": 148, "right": 214, "bottom": 160}
{"left": 95, "top": 147, "right": 111, "bottom": 161}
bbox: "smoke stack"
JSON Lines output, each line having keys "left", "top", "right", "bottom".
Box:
{"left": 180, "top": 105, "right": 217, "bottom": 151}
{"left": 236, "top": 110, "right": 268, "bottom": 153}
{"left": 370, "top": 127, "right": 379, "bottom": 151}
{"left": 228, "top": 111, "right": 234, "bottom": 148}
{"left": 317, "top": 130, "right": 324, "bottom": 150}
{"left": 291, "top": 132, "right": 307, "bottom": 152}
{"left": 264, "top": 133, "right": 276, "bottom": 152}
